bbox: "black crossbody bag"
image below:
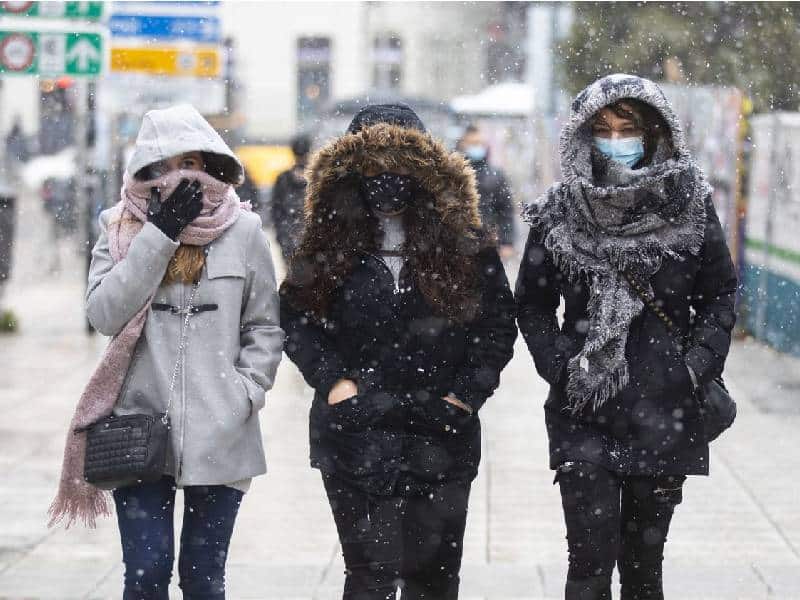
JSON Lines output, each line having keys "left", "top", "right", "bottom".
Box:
{"left": 77, "top": 281, "right": 200, "bottom": 490}
{"left": 621, "top": 271, "right": 736, "bottom": 443}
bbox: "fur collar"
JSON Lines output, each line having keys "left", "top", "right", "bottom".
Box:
{"left": 305, "top": 123, "right": 482, "bottom": 230}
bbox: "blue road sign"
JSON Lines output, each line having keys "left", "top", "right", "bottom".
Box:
{"left": 109, "top": 15, "right": 221, "bottom": 43}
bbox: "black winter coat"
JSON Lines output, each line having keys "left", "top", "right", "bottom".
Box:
{"left": 515, "top": 197, "right": 737, "bottom": 476}
{"left": 471, "top": 159, "right": 515, "bottom": 247}
{"left": 281, "top": 248, "right": 517, "bottom": 495}
{"left": 270, "top": 167, "right": 306, "bottom": 260}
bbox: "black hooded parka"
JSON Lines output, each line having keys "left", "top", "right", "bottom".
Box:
{"left": 280, "top": 106, "right": 517, "bottom": 495}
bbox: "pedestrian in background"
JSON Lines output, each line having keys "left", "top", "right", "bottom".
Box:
{"left": 515, "top": 74, "right": 737, "bottom": 600}
{"left": 49, "top": 104, "right": 284, "bottom": 600}
{"left": 281, "top": 104, "right": 517, "bottom": 599}
{"left": 457, "top": 124, "right": 516, "bottom": 260}
{"left": 271, "top": 133, "right": 311, "bottom": 263}
{"left": 5, "top": 117, "right": 29, "bottom": 170}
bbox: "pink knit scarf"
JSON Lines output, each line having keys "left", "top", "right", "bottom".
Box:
{"left": 48, "top": 170, "right": 249, "bottom": 528}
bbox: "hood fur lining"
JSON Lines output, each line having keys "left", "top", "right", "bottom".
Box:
{"left": 305, "top": 123, "right": 482, "bottom": 229}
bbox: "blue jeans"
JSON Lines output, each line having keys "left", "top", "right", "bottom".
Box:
{"left": 113, "top": 476, "right": 243, "bottom": 600}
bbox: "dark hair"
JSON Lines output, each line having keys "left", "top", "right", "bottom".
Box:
{"left": 593, "top": 98, "right": 673, "bottom": 165}
{"left": 291, "top": 134, "right": 312, "bottom": 157}
{"left": 283, "top": 174, "right": 492, "bottom": 324}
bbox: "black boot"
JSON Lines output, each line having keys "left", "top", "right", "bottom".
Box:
{"left": 565, "top": 576, "right": 612, "bottom": 600}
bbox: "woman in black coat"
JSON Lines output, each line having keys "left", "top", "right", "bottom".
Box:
{"left": 515, "top": 75, "right": 737, "bottom": 600}
{"left": 280, "top": 104, "right": 517, "bottom": 600}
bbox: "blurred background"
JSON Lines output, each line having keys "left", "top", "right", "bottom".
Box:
{"left": 1, "top": 1, "right": 797, "bottom": 352}
{"left": 0, "top": 2, "right": 799, "bottom": 598}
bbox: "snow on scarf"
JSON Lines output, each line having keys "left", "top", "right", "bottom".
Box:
{"left": 522, "top": 74, "right": 709, "bottom": 414}
{"left": 48, "top": 169, "right": 249, "bottom": 528}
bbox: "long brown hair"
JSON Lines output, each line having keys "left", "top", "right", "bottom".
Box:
{"left": 163, "top": 245, "right": 205, "bottom": 284}
{"left": 281, "top": 123, "right": 492, "bottom": 324}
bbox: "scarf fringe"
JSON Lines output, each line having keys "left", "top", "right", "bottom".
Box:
{"left": 523, "top": 162, "right": 709, "bottom": 415}
{"left": 47, "top": 478, "right": 111, "bottom": 529}
{"left": 565, "top": 361, "right": 630, "bottom": 414}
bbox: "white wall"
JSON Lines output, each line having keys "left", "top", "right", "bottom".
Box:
{"left": 365, "top": 2, "right": 492, "bottom": 99}
{"left": 221, "top": 1, "right": 367, "bottom": 139}
{"left": 0, "top": 78, "right": 39, "bottom": 136}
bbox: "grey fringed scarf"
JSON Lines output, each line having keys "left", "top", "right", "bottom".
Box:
{"left": 522, "top": 74, "right": 710, "bottom": 414}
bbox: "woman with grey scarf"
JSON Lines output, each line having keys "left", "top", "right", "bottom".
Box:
{"left": 516, "top": 74, "right": 737, "bottom": 600}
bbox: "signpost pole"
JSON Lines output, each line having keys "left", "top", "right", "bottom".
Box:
{"left": 73, "top": 77, "right": 88, "bottom": 273}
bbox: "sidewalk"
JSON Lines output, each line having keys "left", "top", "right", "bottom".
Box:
{"left": 1, "top": 199, "right": 799, "bottom": 599}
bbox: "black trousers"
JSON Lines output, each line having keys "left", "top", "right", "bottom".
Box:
{"left": 322, "top": 474, "right": 471, "bottom": 600}
{"left": 556, "top": 462, "right": 686, "bottom": 600}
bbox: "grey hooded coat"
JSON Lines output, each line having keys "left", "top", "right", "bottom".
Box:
{"left": 87, "top": 105, "right": 283, "bottom": 491}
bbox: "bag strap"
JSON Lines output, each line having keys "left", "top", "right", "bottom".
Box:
{"left": 163, "top": 279, "right": 200, "bottom": 425}
{"left": 618, "top": 270, "right": 690, "bottom": 351}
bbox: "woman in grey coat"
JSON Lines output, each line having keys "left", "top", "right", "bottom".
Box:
{"left": 79, "top": 105, "right": 283, "bottom": 599}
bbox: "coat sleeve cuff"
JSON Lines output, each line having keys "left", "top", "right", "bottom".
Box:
{"left": 130, "top": 222, "right": 180, "bottom": 269}
{"left": 316, "top": 367, "right": 348, "bottom": 400}
{"left": 684, "top": 345, "right": 717, "bottom": 385}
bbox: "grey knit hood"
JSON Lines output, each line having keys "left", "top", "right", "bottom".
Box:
{"left": 126, "top": 104, "right": 244, "bottom": 185}
{"left": 522, "top": 74, "right": 709, "bottom": 414}
{"left": 559, "top": 73, "right": 693, "bottom": 183}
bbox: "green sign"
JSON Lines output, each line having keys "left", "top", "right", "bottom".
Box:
{"left": 0, "top": 1, "right": 104, "bottom": 20}
{"left": 0, "top": 30, "right": 104, "bottom": 76}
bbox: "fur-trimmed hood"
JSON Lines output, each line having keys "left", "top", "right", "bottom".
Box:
{"left": 285, "top": 122, "right": 490, "bottom": 323}
{"left": 304, "top": 122, "right": 481, "bottom": 230}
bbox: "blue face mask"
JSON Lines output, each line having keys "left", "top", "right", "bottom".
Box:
{"left": 593, "top": 136, "right": 645, "bottom": 169}
{"left": 463, "top": 145, "right": 487, "bottom": 162}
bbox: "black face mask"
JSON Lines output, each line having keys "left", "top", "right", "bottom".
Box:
{"left": 360, "top": 172, "right": 417, "bottom": 215}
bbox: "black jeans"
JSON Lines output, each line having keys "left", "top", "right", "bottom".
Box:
{"left": 112, "top": 476, "right": 243, "bottom": 600}
{"left": 323, "top": 473, "right": 471, "bottom": 600}
{"left": 556, "top": 462, "right": 686, "bottom": 600}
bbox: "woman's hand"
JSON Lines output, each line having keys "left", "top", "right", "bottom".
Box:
{"left": 147, "top": 179, "right": 203, "bottom": 240}
{"left": 328, "top": 379, "right": 358, "bottom": 405}
{"left": 442, "top": 394, "right": 474, "bottom": 415}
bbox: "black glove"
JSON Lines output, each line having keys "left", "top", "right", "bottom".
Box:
{"left": 147, "top": 179, "right": 203, "bottom": 240}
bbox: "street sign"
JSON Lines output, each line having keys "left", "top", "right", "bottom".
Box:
{"left": 109, "top": 15, "right": 221, "bottom": 43}
{"left": 110, "top": 46, "right": 220, "bottom": 78}
{"left": 0, "top": 1, "right": 104, "bottom": 20}
{"left": 0, "top": 30, "right": 103, "bottom": 75}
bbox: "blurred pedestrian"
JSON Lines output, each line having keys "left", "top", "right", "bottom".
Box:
{"left": 0, "top": 184, "right": 16, "bottom": 332}
{"left": 271, "top": 133, "right": 311, "bottom": 262}
{"left": 281, "top": 104, "right": 517, "bottom": 599}
{"left": 49, "top": 104, "right": 284, "bottom": 600}
{"left": 457, "top": 124, "right": 516, "bottom": 260}
{"left": 515, "top": 74, "right": 737, "bottom": 600}
{"left": 5, "top": 117, "right": 29, "bottom": 167}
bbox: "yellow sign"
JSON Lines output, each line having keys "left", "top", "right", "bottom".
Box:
{"left": 111, "top": 46, "right": 220, "bottom": 77}
{"left": 236, "top": 145, "right": 295, "bottom": 187}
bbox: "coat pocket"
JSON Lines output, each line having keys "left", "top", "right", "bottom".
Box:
{"left": 325, "top": 391, "right": 400, "bottom": 431}
{"left": 206, "top": 245, "right": 247, "bottom": 280}
{"left": 312, "top": 393, "right": 404, "bottom": 492}
{"left": 408, "top": 390, "right": 476, "bottom": 437}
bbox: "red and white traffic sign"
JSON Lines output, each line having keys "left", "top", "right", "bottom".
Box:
{"left": 0, "top": 32, "right": 34, "bottom": 71}
{"left": 1, "top": 2, "right": 34, "bottom": 14}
